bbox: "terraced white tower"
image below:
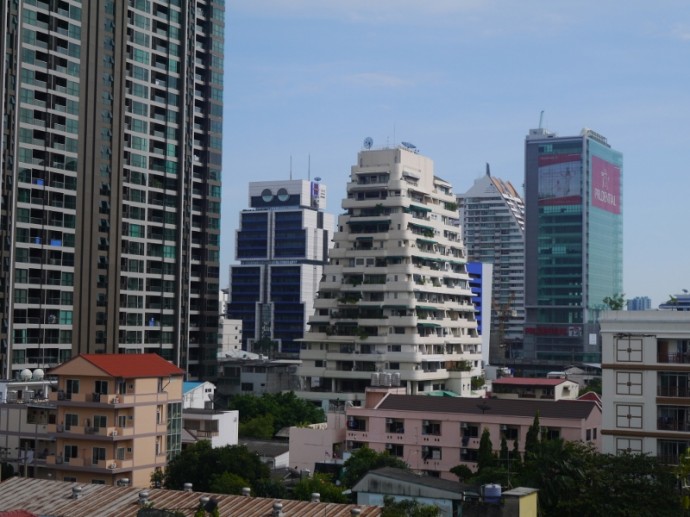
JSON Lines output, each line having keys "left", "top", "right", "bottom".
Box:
{"left": 297, "top": 145, "right": 482, "bottom": 404}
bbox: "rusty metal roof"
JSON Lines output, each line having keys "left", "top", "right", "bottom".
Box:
{"left": 0, "top": 477, "right": 381, "bottom": 517}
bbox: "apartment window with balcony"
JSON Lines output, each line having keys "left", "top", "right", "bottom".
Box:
{"left": 385, "top": 418, "right": 404, "bottom": 434}
{"left": 422, "top": 446, "right": 442, "bottom": 461}
{"left": 422, "top": 420, "right": 441, "bottom": 436}
{"left": 94, "top": 380, "right": 109, "bottom": 395}
{"left": 93, "top": 415, "right": 107, "bottom": 430}
{"left": 63, "top": 445, "right": 77, "bottom": 463}
{"left": 385, "top": 444, "right": 404, "bottom": 457}
{"left": 156, "top": 405, "right": 163, "bottom": 424}
{"left": 92, "top": 447, "right": 106, "bottom": 465}
{"left": 65, "top": 379, "right": 79, "bottom": 395}
{"left": 347, "top": 417, "right": 366, "bottom": 431}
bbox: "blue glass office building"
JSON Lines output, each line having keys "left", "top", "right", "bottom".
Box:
{"left": 228, "top": 180, "right": 333, "bottom": 356}
{"left": 523, "top": 128, "right": 623, "bottom": 370}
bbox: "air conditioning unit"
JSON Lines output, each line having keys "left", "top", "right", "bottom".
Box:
{"left": 462, "top": 423, "right": 469, "bottom": 429}
{"left": 386, "top": 418, "right": 393, "bottom": 424}
{"left": 423, "top": 420, "right": 430, "bottom": 426}
{"left": 500, "top": 425, "right": 507, "bottom": 431}
{"left": 108, "top": 463, "right": 117, "bottom": 470}
{"left": 385, "top": 443, "right": 393, "bottom": 450}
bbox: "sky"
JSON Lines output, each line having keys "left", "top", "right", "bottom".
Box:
{"left": 221, "top": 0, "right": 690, "bottom": 308}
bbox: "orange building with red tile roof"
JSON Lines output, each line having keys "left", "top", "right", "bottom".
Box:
{"left": 46, "top": 354, "right": 183, "bottom": 487}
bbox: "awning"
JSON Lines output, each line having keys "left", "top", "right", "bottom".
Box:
{"left": 347, "top": 218, "right": 390, "bottom": 224}
{"left": 416, "top": 238, "right": 437, "bottom": 245}
{"left": 416, "top": 306, "right": 437, "bottom": 311}
{"left": 417, "top": 322, "right": 441, "bottom": 328}
{"left": 410, "top": 203, "right": 431, "bottom": 212}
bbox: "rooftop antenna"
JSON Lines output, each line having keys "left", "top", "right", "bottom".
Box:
{"left": 308, "top": 154, "right": 311, "bottom": 181}
{"left": 486, "top": 163, "right": 491, "bottom": 176}
{"left": 289, "top": 156, "right": 293, "bottom": 180}
{"left": 538, "top": 110, "right": 545, "bottom": 130}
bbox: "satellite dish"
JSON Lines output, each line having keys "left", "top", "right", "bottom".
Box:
{"left": 401, "top": 141, "right": 416, "bottom": 150}
{"left": 314, "top": 176, "right": 322, "bottom": 182}
{"left": 32, "top": 369, "right": 45, "bottom": 380}
{"left": 363, "top": 137, "right": 373, "bottom": 150}
{"left": 20, "top": 369, "right": 32, "bottom": 381}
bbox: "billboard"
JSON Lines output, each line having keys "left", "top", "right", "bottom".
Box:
{"left": 538, "top": 153, "right": 582, "bottom": 206}
{"left": 591, "top": 155, "right": 620, "bottom": 214}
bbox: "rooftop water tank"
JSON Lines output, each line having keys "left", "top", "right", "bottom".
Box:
{"left": 483, "top": 483, "right": 502, "bottom": 504}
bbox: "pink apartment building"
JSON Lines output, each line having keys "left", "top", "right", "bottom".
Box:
{"left": 345, "top": 387, "right": 601, "bottom": 480}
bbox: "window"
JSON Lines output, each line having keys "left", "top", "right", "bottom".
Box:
{"left": 93, "top": 415, "right": 107, "bottom": 429}
{"left": 616, "top": 438, "right": 642, "bottom": 455}
{"left": 616, "top": 404, "right": 642, "bottom": 429}
{"left": 615, "top": 336, "right": 643, "bottom": 362}
{"left": 64, "top": 413, "right": 78, "bottom": 431}
{"left": 616, "top": 372, "right": 642, "bottom": 395}
{"left": 241, "top": 383, "right": 253, "bottom": 392}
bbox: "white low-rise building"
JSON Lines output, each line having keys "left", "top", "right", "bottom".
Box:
{"left": 600, "top": 310, "right": 690, "bottom": 463}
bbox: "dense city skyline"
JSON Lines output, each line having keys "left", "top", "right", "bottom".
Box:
{"left": 223, "top": 1, "right": 690, "bottom": 307}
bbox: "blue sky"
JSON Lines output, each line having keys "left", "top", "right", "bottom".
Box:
{"left": 221, "top": 0, "right": 690, "bottom": 307}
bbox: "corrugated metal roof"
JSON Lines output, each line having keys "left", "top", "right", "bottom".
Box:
{"left": 492, "top": 378, "right": 567, "bottom": 386}
{"left": 0, "top": 478, "right": 382, "bottom": 517}
{"left": 376, "top": 394, "right": 597, "bottom": 420}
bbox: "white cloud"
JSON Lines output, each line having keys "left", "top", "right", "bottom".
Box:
{"left": 232, "top": 0, "right": 490, "bottom": 23}
{"left": 671, "top": 24, "right": 690, "bottom": 41}
{"left": 343, "top": 72, "right": 410, "bottom": 88}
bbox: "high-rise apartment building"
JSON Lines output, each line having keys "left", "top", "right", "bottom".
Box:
{"left": 0, "top": 1, "right": 224, "bottom": 379}
{"left": 523, "top": 128, "right": 623, "bottom": 372}
{"left": 627, "top": 296, "right": 652, "bottom": 311}
{"left": 227, "top": 180, "right": 333, "bottom": 357}
{"left": 458, "top": 169, "right": 525, "bottom": 364}
{"left": 297, "top": 146, "right": 482, "bottom": 404}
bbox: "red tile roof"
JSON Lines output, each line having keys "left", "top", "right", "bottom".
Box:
{"left": 80, "top": 354, "right": 184, "bottom": 378}
{"left": 492, "top": 377, "right": 567, "bottom": 386}
{"left": 0, "top": 511, "right": 38, "bottom": 517}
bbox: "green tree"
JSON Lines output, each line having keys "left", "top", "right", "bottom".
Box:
{"left": 163, "top": 441, "right": 270, "bottom": 492}
{"left": 449, "top": 464, "right": 473, "bottom": 482}
{"left": 602, "top": 293, "right": 626, "bottom": 310}
{"left": 477, "top": 428, "right": 494, "bottom": 473}
{"left": 252, "top": 337, "right": 278, "bottom": 359}
{"left": 522, "top": 412, "right": 541, "bottom": 466}
{"left": 239, "top": 414, "right": 275, "bottom": 439}
{"left": 228, "top": 392, "right": 325, "bottom": 438}
{"left": 513, "top": 440, "right": 680, "bottom": 516}
{"left": 209, "top": 471, "right": 249, "bottom": 495}
{"left": 381, "top": 496, "right": 441, "bottom": 517}
{"left": 341, "top": 447, "right": 409, "bottom": 488}
{"left": 293, "top": 473, "right": 348, "bottom": 503}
